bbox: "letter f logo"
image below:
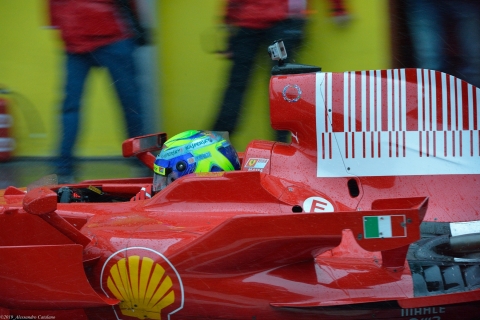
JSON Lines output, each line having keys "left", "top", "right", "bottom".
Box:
{"left": 303, "top": 197, "right": 334, "bottom": 213}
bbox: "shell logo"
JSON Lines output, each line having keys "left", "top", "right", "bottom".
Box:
{"left": 101, "top": 248, "right": 184, "bottom": 320}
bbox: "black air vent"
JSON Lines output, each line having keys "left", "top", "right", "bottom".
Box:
{"left": 347, "top": 178, "right": 360, "bottom": 198}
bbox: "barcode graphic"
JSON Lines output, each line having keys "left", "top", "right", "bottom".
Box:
{"left": 316, "top": 69, "right": 480, "bottom": 177}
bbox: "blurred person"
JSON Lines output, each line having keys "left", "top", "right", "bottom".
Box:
{"left": 405, "top": 0, "right": 480, "bottom": 87}
{"left": 48, "top": 0, "right": 149, "bottom": 181}
{"left": 211, "top": 0, "right": 349, "bottom": 143}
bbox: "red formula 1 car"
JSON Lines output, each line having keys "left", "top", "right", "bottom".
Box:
{"left": 1, "top": 43, "right": 480, "bottom": 319}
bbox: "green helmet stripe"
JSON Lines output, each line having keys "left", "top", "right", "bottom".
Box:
{"left": 193, "top": 142, "right": 235, "bottom": 172}
{"left": 164, "top": 130, "right": 201, "bottom": 148}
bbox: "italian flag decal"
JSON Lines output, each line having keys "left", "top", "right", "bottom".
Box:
{"left": 363, "top": 215, "right": 406, "bottom": 239}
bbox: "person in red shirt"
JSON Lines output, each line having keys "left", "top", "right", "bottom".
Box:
{"left": 49, "top": 0, "right": 147, "bottom": 182}
{"left": 211, "top": 0, "right": 349, "bottom": 143}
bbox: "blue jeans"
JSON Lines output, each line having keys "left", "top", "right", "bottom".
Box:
{"left": 405, "top": 0, "right": 480, "bottom": 87}
{"left": 56, "top": 39, "right": 144, "bottom": 175}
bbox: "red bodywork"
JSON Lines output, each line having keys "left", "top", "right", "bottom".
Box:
{"left": 1, "top": 66, "right": 480, "bottom": 319}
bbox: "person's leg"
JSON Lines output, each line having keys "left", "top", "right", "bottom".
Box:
{"left": 56, "top": 52, "right": 91, "bottom": 177}
{"left": 449, "top": 0, "right": 480, "bottom": 87}
{"left": 212, "top": 28, "right": 263, "bottom": 135}
{"left": 405, "top": 0, "right": 446, "bottom": 71}
{"left": 95, "top": 38, "right": 145, "bottom": 138}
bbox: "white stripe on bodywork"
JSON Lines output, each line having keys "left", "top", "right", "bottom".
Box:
{"left": 316, "top": 70, "right": 480, "bottom": 177}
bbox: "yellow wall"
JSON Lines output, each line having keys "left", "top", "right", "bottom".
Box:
{"left": 0, "top": 0, "right": 392, "bottom": 157}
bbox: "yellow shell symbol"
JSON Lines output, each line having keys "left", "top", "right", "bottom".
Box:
{"left": 107, "top": 255, "right": 175, "bottom": 320}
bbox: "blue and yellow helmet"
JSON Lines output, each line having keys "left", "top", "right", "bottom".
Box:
{"left": 153, "top": 130, "right": 240, "bottom": 192}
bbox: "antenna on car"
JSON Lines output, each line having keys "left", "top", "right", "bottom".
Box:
{"left": 268, "top": 40, "right": 287, "bottom": 66}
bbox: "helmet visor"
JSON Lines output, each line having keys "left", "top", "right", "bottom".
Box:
{"left": 152, "top": 159, "right": 174, "bottom": 192}
{"left": 153, "top": 172, "right": 169, "bottom": 193}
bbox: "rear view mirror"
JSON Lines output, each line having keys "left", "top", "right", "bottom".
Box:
{"left": 122, "top": 133, "right": 167, "bottom": 158}
{"left": 23, "top": 187, "right": 57, "bottom": 215}
{"left": 122, "top": 133, "right": 168, "bottom": 170}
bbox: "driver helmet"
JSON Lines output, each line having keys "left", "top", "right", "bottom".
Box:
{"left": 153, "top": 130, "right": 240, "bottom": 192}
